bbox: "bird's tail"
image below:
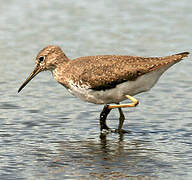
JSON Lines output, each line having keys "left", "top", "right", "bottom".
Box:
{"left": 149, "top": 51, "right": 189, "bottom": 73}
{"left": 174, "top": 51, "right": 190, "bottom": 59}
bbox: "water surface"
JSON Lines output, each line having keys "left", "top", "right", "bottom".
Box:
{"left": 0, "top": 0, "right": 192, "bottom": 179}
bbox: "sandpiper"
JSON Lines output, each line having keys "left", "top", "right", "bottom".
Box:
{"left": 18, "top": 46, "right": 189, "bottom": 133}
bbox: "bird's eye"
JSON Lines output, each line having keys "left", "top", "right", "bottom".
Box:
{"left": 39, "top": 56, "right": 45, "bottom": 63}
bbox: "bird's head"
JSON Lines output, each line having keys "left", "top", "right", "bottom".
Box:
{"left": 18, "top": 45, "right": 68, "bottom": 93}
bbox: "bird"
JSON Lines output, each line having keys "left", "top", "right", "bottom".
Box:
{"left": 18, "top": 45, "right": 189, "bottom": 133}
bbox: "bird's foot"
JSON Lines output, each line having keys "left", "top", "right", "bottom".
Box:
{"left": 101, "top": 128, "right": 130, "bottom": 134}
{"left": 114, "top": 128, "right": 131, "bottom": 134}
{"left": 101, "top": 128, "right": 114, "bottom": 134}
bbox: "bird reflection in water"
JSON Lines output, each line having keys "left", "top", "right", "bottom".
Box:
{"left": 37, "top": 133, "right": 158, "bottom": 179}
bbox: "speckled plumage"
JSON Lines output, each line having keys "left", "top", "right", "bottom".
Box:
{"left": 50, "top": 46, "right": 189, "bottom": 90}
{"left": 18, "top": 45, "right": 190, "bottom": 132}
{"left": 18, "top": 45, "right": 189, "bottom": 104}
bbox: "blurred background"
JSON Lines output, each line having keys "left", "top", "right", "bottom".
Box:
{"left": 0, "top": 0, "right": 192, "bottom": 179}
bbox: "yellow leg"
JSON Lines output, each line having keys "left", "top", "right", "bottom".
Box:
{"left": 108, "top": 95, "right": 139, "bottom": 109}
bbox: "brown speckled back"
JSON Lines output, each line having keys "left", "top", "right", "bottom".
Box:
{"left": 57, "top": 52, "right": 189, "bottom": 90}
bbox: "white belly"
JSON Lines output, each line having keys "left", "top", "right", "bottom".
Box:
{"left": 67, "top": 64, "right": 174, "bottom": 104}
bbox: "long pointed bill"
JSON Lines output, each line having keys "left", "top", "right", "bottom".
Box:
{"left": 18, "top": 66, "right": 41, "bottom": 93}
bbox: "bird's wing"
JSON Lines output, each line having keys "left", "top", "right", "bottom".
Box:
{"left": 70, "top": 52, "right": 189, "bottom": 90}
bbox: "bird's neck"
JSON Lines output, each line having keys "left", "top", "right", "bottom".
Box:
{"left": 51, "top": 60, "right": 70, "bottom": 89}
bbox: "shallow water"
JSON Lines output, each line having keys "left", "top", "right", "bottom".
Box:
{"left": 0, "top": 0, "right": 192, "bottom": 179}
